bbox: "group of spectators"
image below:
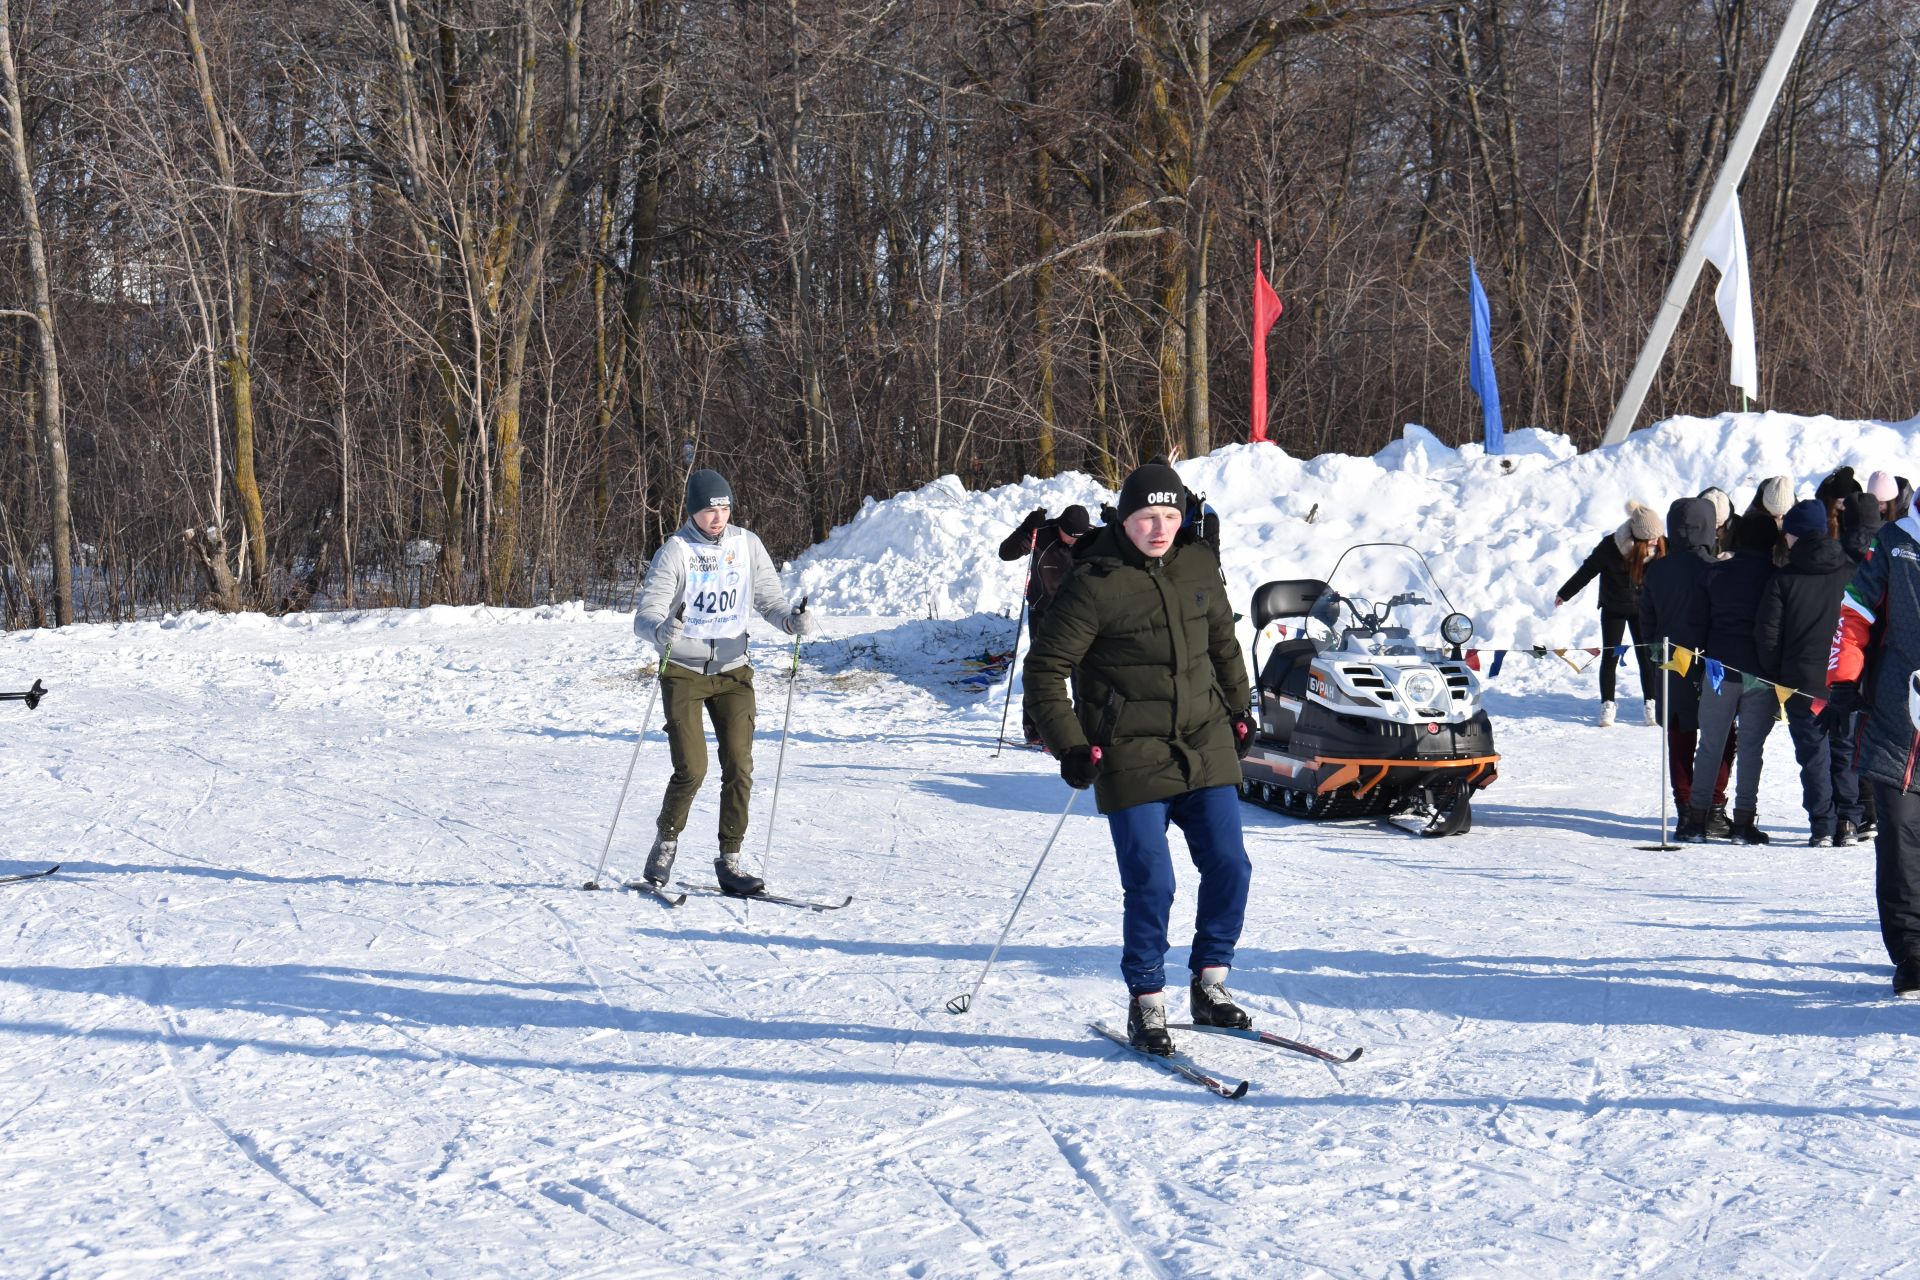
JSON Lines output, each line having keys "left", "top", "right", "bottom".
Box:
{"left": 1556, "top": 468, "right": 1912, "bottom": 848}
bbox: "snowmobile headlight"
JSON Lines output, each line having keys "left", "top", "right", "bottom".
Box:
{"left": 1399, "top": 669, "right": 1447, "bottom": 715}
{"left": 1441, "top": 613, "right": 1474, "bottom": 646}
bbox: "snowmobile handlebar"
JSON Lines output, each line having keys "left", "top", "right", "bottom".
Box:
{"left": 0, "top": 679, "right": 46, "bottom": 709}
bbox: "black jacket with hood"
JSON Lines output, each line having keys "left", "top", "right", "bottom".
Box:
{"left": 1639, "top": 497, "right": 1718, "bottom": 733}
{"left": 1697, "top": 517, "right": 1778, "bottom": 676}
{"left": 1755, "top": 531, "right": 1854, "bottom": 694}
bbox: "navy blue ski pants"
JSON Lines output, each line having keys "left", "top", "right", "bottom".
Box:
{"left": 1105, "top": 784, "right": 1251, "bottom": 996}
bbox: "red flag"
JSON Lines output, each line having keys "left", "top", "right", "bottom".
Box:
{"left": 1251, "top": 242, "right": 1283, "bottom": 443}
{"left": 1464, "top": 649, "right": 1482, "bottom": 672}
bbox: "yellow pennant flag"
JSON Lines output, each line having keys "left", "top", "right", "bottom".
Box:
{"left": 1775, "top": 683, "right": 1794, "bottom": 711}
{"left": 1663, "top": 645, "right": 1695, "bottom": 677}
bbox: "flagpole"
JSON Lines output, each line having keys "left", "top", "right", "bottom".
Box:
{"left": 1601, "top": 0, "right": 1823, "bottom": 447}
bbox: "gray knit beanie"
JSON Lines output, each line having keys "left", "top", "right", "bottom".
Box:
{"left": 1626, "top": 500, "right": 1663, "bottom": 542}
{"left": 1697, "top": 487, "right": 1732, "bottom": 529}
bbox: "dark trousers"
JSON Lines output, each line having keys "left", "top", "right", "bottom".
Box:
{"left": 1598, "top": 612, "right": 1657, "bottom": 704}
{"left": 1829, "top": 709, "right": 1866, "bottom": 827}
{"left": 1784, "top": 702, "right": 1837, "bottom": 836}
{"left": 1106, "top": 785, "right": 1251, "bottom": 996}
{"left": 1874, "top": 782, "right": 1920, "bottom": 966}
{"left": 655, "top": 666, "right": 757, "bottom": 852}
{"left": 1669, "top": 724, "right": 1732, "bottom": 811}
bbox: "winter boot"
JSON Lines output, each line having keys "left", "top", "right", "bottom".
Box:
{"left": 713, "top": 849, "right": 765, "bottom": 897}
{"left": 1707, "top": 805, "right": 1734, "bottom": 839}
{"left": 1835, "top": 820, "right": 1857, "bottom": 847}
{"left": 1680, "top": 808, "right": 1712, "bottom": 844}
{"left": 1860, "top": 794, "right": 1878, "bottom": 837}
{"left": 1189, "top": 966, "right": 1253, "bottom": 1029}
{"left": 643, "top": 835, "right": 678, "bottom": 887}
{"left": 1808, "top": 832, "right": 1833, "bottom": 849}
{"left": 1643, "top": 699, "right": 1659, "bottom": 727}
{"left": 1596, "top": 700, "right": 1617, "bottom": 728}
{"left": 1895, "top": 960, "right": 1920, "bottom": 1000}
{"left": 1127, "top": 991, "right": 1175, "bottom": 1056}
{"left": 1729, "top": 811, "right": 1771, "bottom": 845}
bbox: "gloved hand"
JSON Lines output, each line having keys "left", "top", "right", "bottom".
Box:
{"left": 1017, "top": 507, "right": 1047, "bottom": 534}
{"left": 1817, "top": 682, "right": 1859, "bottom": 732}
{"left": 1230, "top": 714, "right": 1255, "bottom": 759}
{"left": 655, "top": 603, "right": 685, "bottom": 651}
{"left": 786, "top": 601, "right": 812, "bottom": 638}
{"left": 1060, "top": 745, "right": 1101, "bottom": 790}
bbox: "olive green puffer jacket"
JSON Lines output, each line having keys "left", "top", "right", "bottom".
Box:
{"left": 1023, "top": 525, "right": 1251, "bottom": 814}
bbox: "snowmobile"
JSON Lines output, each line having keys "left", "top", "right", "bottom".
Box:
{"left": 1239, "top": 543, "right": 1498, "bottom": 836}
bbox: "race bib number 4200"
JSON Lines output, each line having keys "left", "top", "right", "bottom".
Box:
{"left": 682, "top": 544, "right": 750, "bottom": 640}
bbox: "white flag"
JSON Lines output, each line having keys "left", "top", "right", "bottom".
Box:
{"left": 1701, "top": 196, "right": 1760, "bottom": 403}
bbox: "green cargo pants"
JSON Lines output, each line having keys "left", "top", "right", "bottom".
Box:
{"left": 654, "top": 664, "right": 756, "bottom": 853}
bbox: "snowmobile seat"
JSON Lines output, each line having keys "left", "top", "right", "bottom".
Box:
{"left": 1251, "top": 579, "right": 1329, "bottom": 632}
{"left": 1258, "top": 638, "right": 1317, "bottom": 696}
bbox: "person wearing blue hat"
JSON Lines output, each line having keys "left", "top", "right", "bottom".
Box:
{"left": 632, "top": 469, "right": 809, "bottom": 896}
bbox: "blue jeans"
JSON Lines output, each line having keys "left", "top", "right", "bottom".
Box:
{"left": 1106, "top": 785, "right": 1251, "bottom": 996}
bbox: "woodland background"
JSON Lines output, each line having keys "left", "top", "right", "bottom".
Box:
{"left": 1, "top": 0, "right": 1916, "bottom": 624}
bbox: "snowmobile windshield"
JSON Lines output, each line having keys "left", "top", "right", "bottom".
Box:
{"left": 1305, "top": 543, "right": 1459, "bottom": 656}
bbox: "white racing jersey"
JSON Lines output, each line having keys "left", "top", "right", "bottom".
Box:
{"left": 677, "top": 536, "right": 752, "bottom": 642}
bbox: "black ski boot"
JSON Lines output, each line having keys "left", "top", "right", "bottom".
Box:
{"left": 714, "top": 851, "right": 765, "bottom": 897}
{"left": 1707, "top": 805, "right": 1734, "bottom": 839}
{"left": 1895, "top": 960, "right": 1920, "bottom": 1000}
{"left": 1680, "top": 808, "right": 1712, "bottom": 844}
{"left": 643, "top": 835, "right": 678, "bottom": 887}
{"left": 1189, "top": 966, "right": 1253, "bottom": 1029}
{"left": 1729, "top": 811, "right": 1770, "bottom": 845}
{"left": 1127, "top": 991, "right": 1175, "bottom": 1056}
{"left": 1835, "top": 820, "right": 1857, "bottom": 847}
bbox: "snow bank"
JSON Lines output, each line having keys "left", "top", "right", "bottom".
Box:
{"left": 791, "top": 411, "right": 1920, "bottom": 651}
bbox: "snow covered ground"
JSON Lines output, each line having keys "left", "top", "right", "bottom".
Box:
{"left": 6, "top": 414, "right": 1920, "bottom": 1276}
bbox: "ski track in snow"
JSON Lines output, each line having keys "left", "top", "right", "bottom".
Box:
{"left": 2, "top": 604, "right": 1920, "bottom": 1276}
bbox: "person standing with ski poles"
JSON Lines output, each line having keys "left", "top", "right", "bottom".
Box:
{"left": 633, "top": 469, "right": 809, "bottom": 897}
{"left": 996, "top": 504, "right": 1091, "bottom": 747}
{"left": 1023, "top": 462, "right": 1255, "bottom": 1057}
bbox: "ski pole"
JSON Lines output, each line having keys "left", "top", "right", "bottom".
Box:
{"left": 992, "top": 528, "right": 1039, "bottom": 756}
{"left": 0, "top": 678, "right": 45, "bottom": 709}
{"left": 947, "top": 749, "right": 1100, "bottom": 1016}
{"left": 584, "top": 606, "right": 682, "bottom": 891}
{"left": 757, "top": 598, "right": 807, "bottom": 891}
{"left": 1658, "top": 640, "right": 1672, "bottom": 848}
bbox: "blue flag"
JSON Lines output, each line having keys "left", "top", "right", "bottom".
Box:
{"left": 1468, "top": 259, "right": 1505, "bottom": 456}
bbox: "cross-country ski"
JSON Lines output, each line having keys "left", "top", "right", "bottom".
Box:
{"left": 0, "top": 864, "right": 57, "bottom": 885}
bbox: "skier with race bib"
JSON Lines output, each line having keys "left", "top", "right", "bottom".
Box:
{"left": 634, "top": 469, "right": 809, "bottom": 897}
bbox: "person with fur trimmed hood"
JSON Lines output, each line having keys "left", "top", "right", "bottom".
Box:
{"left": 1825, "top": 491, "right": 1920, "bottom": 997}
{"left": 1641, "top": 497, "right": 1734, "bottom": 839}
{"left": 1556, "top": 501, "right": 1664, "bottom": 727}
{"left": 632, "top": 469, "right": 809, "bottom": 898}
{"left": 1023, "top": 462, "right": 1255, "bottom": 1058}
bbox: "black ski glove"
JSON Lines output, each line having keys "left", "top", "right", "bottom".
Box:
{"left": 1017, "top": 507, "right": 1047, "bottom": 534}
{"left": 1817, "top": 682, "right": 1859, "bottom": 732}
{"left": 1060, "top": 745, "right": 1101, "bottom": 790}
{"left": 1230, "top": 714, "right": 1255, "bottom": 759}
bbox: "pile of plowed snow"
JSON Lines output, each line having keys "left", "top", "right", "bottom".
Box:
{"left": 790, "top": 412, "right": 1920, "bottom": 655}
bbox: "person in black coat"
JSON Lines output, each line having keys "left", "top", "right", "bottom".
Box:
{"left": 1641, "top": 497, "right": 1732, "bottom": 838}
{"left": 1555, "top": 500, "right": 1663, "bottom": 726}
{"left": 1685, "top": 512, "right": 1781, "bottom": 844}
{"left": 1756, "top": 500, "right": 1859, "bottom": 846}
{"left": 1000, "top": 503, "right": 1091, "bottom": 744}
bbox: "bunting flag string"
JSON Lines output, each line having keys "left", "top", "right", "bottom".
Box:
{"left": 1447, "top": 638, "right": 1836, "bottom": 714}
